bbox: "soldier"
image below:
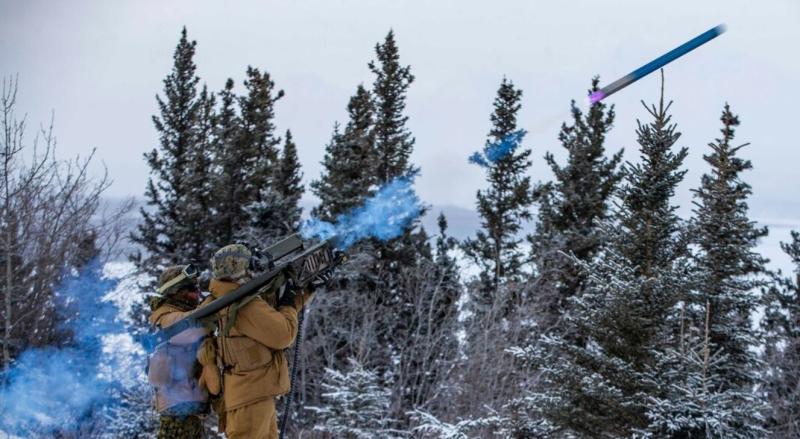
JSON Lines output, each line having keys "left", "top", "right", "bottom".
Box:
{"left": 209, "top": 243, "right": 315, "bottom": 439}
{"left": 149, "top": 265, "right": 221, "bottom": 439}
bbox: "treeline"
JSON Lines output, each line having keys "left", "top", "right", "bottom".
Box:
{"left": 132, "top": 28, "right": 798, "bottom": 438}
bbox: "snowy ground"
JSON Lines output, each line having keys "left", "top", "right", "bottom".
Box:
{"left": 100, "top": 262, "right": 150, "bottom": 388}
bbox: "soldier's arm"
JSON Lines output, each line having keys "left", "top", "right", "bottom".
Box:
{"left": 236, "top": 298, "right": 299, "bottom": 350}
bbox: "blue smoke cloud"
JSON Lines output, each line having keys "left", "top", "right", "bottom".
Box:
{"left": 468, "top": 129, "right": 527, "bottom": 168}
{"left": 0, "top": 263, "right": 133, "bottom": 435}
{"left": 301, "top": 177, "right": 423, "bottom": 249}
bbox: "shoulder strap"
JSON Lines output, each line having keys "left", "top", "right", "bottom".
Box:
{"left": 221, "top": 294, "right": 258, "bottom": 337}
{"left": 220, "top": 272, "right": 287, "bottom": 336}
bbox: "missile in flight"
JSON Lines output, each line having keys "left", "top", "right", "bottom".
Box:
{"left": 590, "top": 24, "right": 727, "bottom": 105}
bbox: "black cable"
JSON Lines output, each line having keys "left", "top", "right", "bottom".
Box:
{"left": 279, "top": 306, "right": 305, "bottom": 439}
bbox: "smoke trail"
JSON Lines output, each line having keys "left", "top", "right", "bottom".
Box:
{"left": 468, "top": 130, "right": 527, "bottom": 168}
{"left": 301, "top": 177, "right": 423, "bottom": 249}
{"left": 0, "top": 262, "right": 138, "bottom": 436}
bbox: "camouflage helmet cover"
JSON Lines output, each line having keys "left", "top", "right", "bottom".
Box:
{"left": 158, "top": 265, "right": 197, "bottom": 297}
{"left": 211, "top": 244, "right": 252, "bottom": 280}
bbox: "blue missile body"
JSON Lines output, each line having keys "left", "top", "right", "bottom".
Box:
{"left": 590, "top": 24, "right": 726, "bottom": 104}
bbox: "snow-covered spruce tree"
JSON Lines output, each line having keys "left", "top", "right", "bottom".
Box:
{"left": 182, "top": 85, "right": 216, "bottom": 257}
{"left": 130, "top": 27, "right": 215, "bottom": 283}
{"left": 303, "top": 33, "right": 438, "bottom": 431}
{"left": 650, "top": 103, "right": 769, "bottom": 437}
{"left": 236, "top": 66, "right": 285, "bottom": 243}
{"left": 367, "top": 33, "right": 444, "bottom": 426}
{"left": 305, "top": 86, "right": 378, "bottom": 366}
{"left": 370, "top": 30, "right": 417, "bottom": 185}
{"left": 763, "top": 230, "right": 800, "bottom": 437}
{"left": 273, "top": 130, "right": 304, "bottom": 231}
{"left": 409, "top": 409, "right": 504, "bottom": 439}
{"left": 248, "top": 129, "right": 304, "bottom": 240}
{"left": 509, "top": 76, "right": 691, "bottom": 437}
{"left": 311, "top": 85, "right": 376, "bottom": 222}
{"left": 203, "top": 66, "right": 290, "bottom": 247}
{"left": 209, "top": 78, "right": 246, "bottom": 248}
{"left": 368, "top": 30, "right": 429, "bottom": 271}
{"left": 309, "top": 358, "right": 399, "bottom": 438}
{"left": 303, "top": 88, "right": 381, "bottom": 435}
{"left": 461, "top": 78, "right": 533, "bottom": 306}
{"left": 238, "top": 66, "right": 284, "bottom": 192}
{"left": 528, "top": 77, "right": 623, "bottom": 335}
{"left": 645, "top": 297, "right": 765, "bottom": 438}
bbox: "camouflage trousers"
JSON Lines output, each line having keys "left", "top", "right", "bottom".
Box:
{"left": 157, "top": 414, "right": 203, "bottom": 439}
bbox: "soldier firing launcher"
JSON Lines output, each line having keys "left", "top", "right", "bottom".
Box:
{"left": 154, "top": 234, "right": 344, "bottom": 344}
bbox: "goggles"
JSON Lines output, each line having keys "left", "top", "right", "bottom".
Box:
{"left": 158, "top": 264, "right": 200, "bottom": 295}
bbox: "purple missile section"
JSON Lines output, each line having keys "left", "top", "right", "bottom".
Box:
{"left": 589, "top": 90, "right": 606, "bottom": 105}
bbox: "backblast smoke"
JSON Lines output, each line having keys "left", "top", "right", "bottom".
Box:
{"left": 0, "top": 263, "right": 143, "bottom": 436}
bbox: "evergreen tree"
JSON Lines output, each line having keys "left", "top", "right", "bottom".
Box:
{"left": 764, "top": 231, "right": 800, "bottom": 437}
{"left": 238, "top": 66, "right": 284, "bottom": 197}
{"left": 210, "top": 78, "right": 246, "bottom": 247}
{"left": 304, "top": 32, "right": 432, "bottom": 430}
{"left": 690, "top": 103, "right": 768, "bottom": 389}
{"left": 274, "top": 130, "right": 304, "bottom": 231}
{"left": 511, "top": 76, "right": 690, "bottom": 437}
{"left": 311, "top": 85, "right": 376, "bottom": 222}
{"left": 369, "top": 30, "right": 417, "bottom": 183}
{"left": 248, "top": 129, "right": 304, "bottom": 240}
{"left": 368, "top": 30, "right": 428, "bottom": 271}
{"left": 210, "top": 67, "right": 285, "bottom": 246}
{"left": 641, "top": 103, "right": 770, "bottom": 438}
{"left": 645, "top": 300, "right": 765, "bottom": 438}
{"left": 181, "top": 85, "right": 216, "bottom": 258}
{"left": 309, "top": 359, "right": 398, "bottom": 438}
{"left": 130, "top": 27, "right": 211, "bottom": 280}
{"left": 462, "top": 78, "right": 533, "bottom": 302}
{"left": 529, "top": 77, "right": 623, "bottom": 333}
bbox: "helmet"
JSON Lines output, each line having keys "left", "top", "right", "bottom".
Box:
{"left": 158, "top": 264, "right": 199, "bottom": 296}
{"left": 211, "top": 244, "right": 252, "bottom": 280}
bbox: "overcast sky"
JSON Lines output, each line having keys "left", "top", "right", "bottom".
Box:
{"left": 2, "top": 0, "right": 799, "bottom": 226}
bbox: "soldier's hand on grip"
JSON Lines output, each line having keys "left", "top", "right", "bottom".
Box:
{"left": 277, "top": 282, "right": 298, "bottom": 309}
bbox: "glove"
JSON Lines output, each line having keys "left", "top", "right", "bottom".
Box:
{"left": 196, "top": 338, "right": 221, "bottom": 396}
{"left": 196, "top": 338, "right": 216, "bottom": 366}
{"left": 277, "top": 283, "right": 298, "bottom": 309}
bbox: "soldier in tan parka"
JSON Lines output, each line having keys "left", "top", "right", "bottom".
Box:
{"left": 149, "top": 265, "right": 221, "bottom": 439}
{"left": 209, "top": 243, "right": 313, "bottom": 439}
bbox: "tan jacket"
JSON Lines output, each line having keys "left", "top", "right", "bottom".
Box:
{"left": 209, "top": 279, "right": 310, "bottom": 411}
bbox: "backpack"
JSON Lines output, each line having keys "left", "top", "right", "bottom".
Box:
{"left": 147, "top": 339, "right": 209, "bottom": 415}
